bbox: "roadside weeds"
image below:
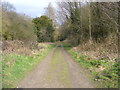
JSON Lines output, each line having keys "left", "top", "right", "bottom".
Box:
{"left": 63, "top": 43, "right": 119, "bottom": 88}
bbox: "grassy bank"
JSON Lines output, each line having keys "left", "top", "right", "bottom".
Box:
{"left": 2, "top": 44, "right": 54, "bottom": 88}
{"left": 63, "top": 43, "right": 119, "bottom": 88}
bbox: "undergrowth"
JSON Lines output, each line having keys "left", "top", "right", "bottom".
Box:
{"left": 2, "top": 44, "right": 54, "bottom": 88}
{"left": 63, "top": 43, "right": 119, "bottom": 88}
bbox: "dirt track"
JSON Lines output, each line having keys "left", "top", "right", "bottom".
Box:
{"left": 18, "top": 45, "right": 94, "bottom": 88}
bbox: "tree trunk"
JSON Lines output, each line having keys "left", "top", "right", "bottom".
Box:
{"left": 118, "top": 1, "right": 120, "bottom": 88}
{"left": 117, "top": 2, "right": 120, "bottom": 60}
{"left": 88, "top": 2, "right": 92, "bottom": 44}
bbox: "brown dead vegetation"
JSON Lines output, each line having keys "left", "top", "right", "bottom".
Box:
{"left": 2, "top": 40, "right": 32, "bottom": 56}
{"left": 70, "top": 35, "right": 118, "bottom": 61}
{"left": 2, "top": 40, "right": 53, "bottom": 56}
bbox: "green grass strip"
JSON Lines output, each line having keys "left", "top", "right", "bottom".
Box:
{"left": 2, "top": 44, "right": 54, "bottom": 88}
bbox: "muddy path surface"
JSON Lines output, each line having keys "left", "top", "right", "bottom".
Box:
{"left": 18, "top": 45, "right": 94, "bottom": 88}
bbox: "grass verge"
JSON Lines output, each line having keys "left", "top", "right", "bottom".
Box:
{"left": 2, "top": 44, "right": 54, "bottom": 88}
{"left": 63, "top": 43, "right": 119, "bottom": 88}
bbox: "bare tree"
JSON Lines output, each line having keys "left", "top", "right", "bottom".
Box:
{"left": 44, "top": 3, "right": 57, "bottom": 25}
{"left": 2, "top": 2, "right": 15, "bottom": 12}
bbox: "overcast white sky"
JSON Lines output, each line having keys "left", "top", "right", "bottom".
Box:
{"left": 2, "top": 0, "right": 57, "bottom": 18}
{"left": 2, "top": 0, "right": 117, "bottom": 18}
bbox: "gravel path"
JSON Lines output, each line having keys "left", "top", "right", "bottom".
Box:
{"left": 18, "top": 45, "right": 94, "bottom": 88}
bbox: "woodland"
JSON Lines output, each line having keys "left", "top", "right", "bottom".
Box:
{"left": 1, "top": 1, "right": 120, "bottom": 88}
